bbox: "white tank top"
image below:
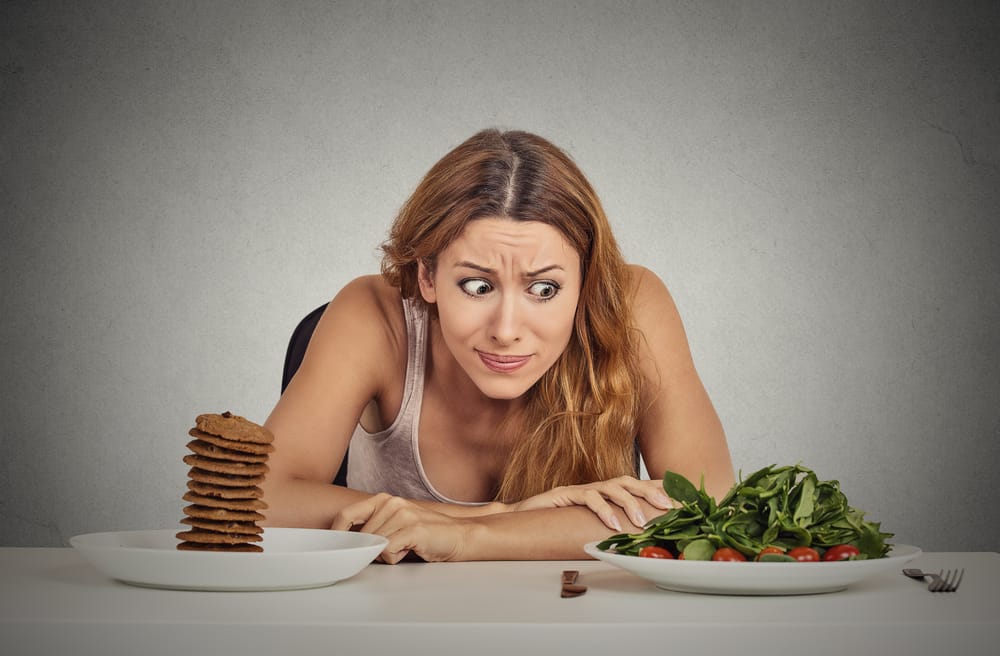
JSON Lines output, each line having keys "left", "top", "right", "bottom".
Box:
{"left": 346, "top": 298, "right": 488, "bottom": 506}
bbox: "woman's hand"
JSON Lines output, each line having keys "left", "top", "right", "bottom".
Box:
{"left": 330, "top": 493, "right": 472, "bottom": 564}
{"left": 507, "top": 476, "right": 675, "bottom": 531}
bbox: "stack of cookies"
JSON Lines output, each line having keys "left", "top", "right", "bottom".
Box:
{"left": 176, "top": 412, "right": 274, "bottom": 552}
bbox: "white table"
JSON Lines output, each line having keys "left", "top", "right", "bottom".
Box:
{"left": 1, "top": 548, "right": 997, "bottom": 656}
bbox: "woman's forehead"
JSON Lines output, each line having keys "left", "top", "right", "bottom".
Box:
{"left": 442, "top": 218, "right": 580, "bottom": 270}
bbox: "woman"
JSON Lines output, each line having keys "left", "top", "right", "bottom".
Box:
{"left": 262, "top": 129, "right": 733, "bottom": 563}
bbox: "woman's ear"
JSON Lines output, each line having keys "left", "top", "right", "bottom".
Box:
{"left": 417, "top": 259, "right": 437, "bottom": 304}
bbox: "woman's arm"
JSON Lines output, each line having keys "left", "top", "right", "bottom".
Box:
{"left": 331, "top": 493, "right": 662, "bottom": 562}
{"left": 630, "top": 266, "right": 735, "bottom": 500}
{"left": 261, "top": 276, "right": 404, "bottom": 528}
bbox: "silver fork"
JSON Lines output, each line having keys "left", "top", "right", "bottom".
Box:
{"left": 929, "top": 568, "right": 964, "bottom": 592}
{"left": 902, "top": 568, "right": 964, "bottom": 592}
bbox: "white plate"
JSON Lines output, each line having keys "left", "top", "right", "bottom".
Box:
{"left": 584, "top": 542, "right": 921, "bottom": 595}
{"left": 71, "top": 528, "right": 388, "bottom": 591}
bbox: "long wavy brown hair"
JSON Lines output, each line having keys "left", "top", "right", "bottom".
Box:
{"left": 381, "top": 129, "right": 643, "bottom": 501}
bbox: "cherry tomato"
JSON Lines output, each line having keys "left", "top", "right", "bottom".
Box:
{"left": 711, "top": 547, "right": 747, "bottom": 562}
{"left": 756, "top": 546, "right": 785, "bottom": 561}
{"left": 677, "top": 553, "right": 685, "bottom": 560}
{"left": 822, "top": 544, "right": 861, "bottom": 561}
{"left": 638, "top": 545, "right": 674, "bottom": 559}
{"left": 788, "top": 546, "right": 821, "bottom": 562}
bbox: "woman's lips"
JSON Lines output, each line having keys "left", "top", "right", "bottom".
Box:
{"left": 477, "top": 351, "right": 531, "bottom": 373}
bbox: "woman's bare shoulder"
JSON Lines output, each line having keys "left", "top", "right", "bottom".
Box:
{"left": 304, "top": 275, "right": 408, "bottom": 378}
{"left": 626, "top": 264, "right": 694, "bottom": 363}
{"left": 331, "top": 275, "right": 404, "bottom": 319}
{"left": 626, "top": 265, "right": 678, "bottom": 313}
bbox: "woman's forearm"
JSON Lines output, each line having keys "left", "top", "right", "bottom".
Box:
{"left": 262, "top": 478, "right": 505, "bottom": 528}
{"left": 458, "top": 503, "right": 650, "bottom": 561}
{"left": 260, "top": 479, "right": 373, "bottom": 528}
{"left": 414, "top": 499, "right": 509, "bottom": 517}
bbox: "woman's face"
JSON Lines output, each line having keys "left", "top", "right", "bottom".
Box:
{"left": 418, "top": 218, "right": 582, "bottom": 400}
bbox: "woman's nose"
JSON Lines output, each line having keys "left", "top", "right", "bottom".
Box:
{"left": 490, "top": 295, "right": 521, "bottom": 344}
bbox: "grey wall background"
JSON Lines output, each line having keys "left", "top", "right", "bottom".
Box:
{"left": 2, "top": 0, "right": 998, "bottom": 551}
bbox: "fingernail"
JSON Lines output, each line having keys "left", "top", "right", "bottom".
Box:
{"left": 610, "top": 516, "right": 622, "bottom": 531}
{"left": 633, "top": 510, "right": 647, "bottom": 526}
{"left": 656, "top": 493, "right": 671, "bottom": 506}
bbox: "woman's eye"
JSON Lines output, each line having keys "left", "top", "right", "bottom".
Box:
{"left": 528, "top": 281, "right": 560, "bottom": 300}
{"left": 459, "top": 279, "right": 493, "bottom": 296}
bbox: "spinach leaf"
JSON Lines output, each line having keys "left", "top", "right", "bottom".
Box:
{"left": 661, "top": 470, "right": 708, "bottom": 512}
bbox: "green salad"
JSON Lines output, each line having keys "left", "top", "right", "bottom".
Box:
{"left": 597, "top": 464, "right": 893, "bottom": 562}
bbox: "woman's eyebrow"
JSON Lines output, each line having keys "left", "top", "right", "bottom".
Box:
{"left": 523, "top": 264, "right": 564, "bottom": 277}
{"left": 454, "top": 260, "right": 495, "bottom": 274}
{"left": 453, "top": 261, "right": 564, "bottom": 277}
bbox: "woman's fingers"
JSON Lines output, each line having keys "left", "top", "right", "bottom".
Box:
{"left": 330, "top": 493, "right": 414, "bottom": 561}
{"left": 576, "top": 488, "right": 623, "bottom": 531}
{"left": 551, "top": 477, "right": 676, "bottom": 530}
{"left": 330, "top": 494, "right": 464, "bottom": 564}
{"left": 619, "top": 477, "right": 674, "bottom": 510}
{"left": 566, "top": 484, "right": 641, "bottom": 528}
{"left": 330, "top": 492, "right": 391, "bottom": 531}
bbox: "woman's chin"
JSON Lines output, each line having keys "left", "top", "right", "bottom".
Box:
{"left": 477, "top": 384, "right": 529, "bottom": 401}
{"left": 471, "top": 375, "right": 538, "bottom": 401}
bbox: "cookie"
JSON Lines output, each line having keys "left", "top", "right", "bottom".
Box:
{"left": 180, "top": 516, "right": 264, "bottom": 535}
{"left": 176, "top": 529, "right": 263, "bottom": 544}
{"left": 195, "top": 412, "right": 274, "bottom": 444}
{"left": 187, "top": 480, "right": 264, "bottom": 499}
{"left": 187, "top": 467, "right": 266, "bottom": 487}
{"left": 183, "top": 504, "right": 266, "bottom": 523}
{"left": 177, "top": 541, "right": 264, "bottom": 552}
{"left": 183, "top": 491, "right": 268, "bottom": 511}
{"left": 188, "top": 428, "right": 275, "bottom": 455}
{"left": 183, "top": 454, "right": 269, "bottom": 476}
{"left": 186, "top": 438, "right": 270, "bottom": 463}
